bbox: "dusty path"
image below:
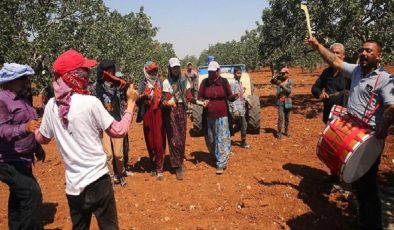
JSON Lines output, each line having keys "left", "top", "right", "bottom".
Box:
{"left": 1, "top": 66, "right": 393, "bottom": 229}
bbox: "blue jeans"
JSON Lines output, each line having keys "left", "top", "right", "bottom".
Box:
{"left": 0, "top": 162, "right": 42, "bottom": 230}
{"left": 205, "top": 117, "right": 231, "bottom": 168}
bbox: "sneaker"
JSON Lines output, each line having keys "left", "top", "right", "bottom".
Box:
{"left": 284, "top": 132, "right": 290, "bottom": 137}
{"left": 113, "top": 175, "right": 120, "bottom": 184}
{"left": 216, "top": 167, "right": 224, "bottom": 175}
{"left": 150, "top": 170, "right": 157, "bottom": 177}
{"left": 119, "top": 176, "right": 127, "bottom": 187}
{"left": 157, "top": 173, "right": 164, "bottom": 181}
{"left": 175, "top": 167, "right": 184, "bottom": 180}
{"left": 277, "top": 133, "right": 282, "bottom": 139}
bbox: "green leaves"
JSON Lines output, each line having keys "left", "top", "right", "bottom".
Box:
{"left": 197, "top": 0, "right": 394, "bottom": 73}
{"left": 0, "top": 0, "right": 175, "bottom": 94}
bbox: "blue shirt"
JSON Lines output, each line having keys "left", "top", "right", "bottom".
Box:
{"left": 342, "top": 62, "right": 394, "bottom": 128}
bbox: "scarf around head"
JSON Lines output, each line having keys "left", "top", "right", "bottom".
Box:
{"left": 143, "top": 62, "right": 161, "bottom": 109}
{"left": 168, "top": 70, "right": 187, "bottom": 104}
{"left": 53, "top": 68, "right": 90, "bottom": 127}
{"left": 143, "top": 61, "right": 159, "bottom": 89}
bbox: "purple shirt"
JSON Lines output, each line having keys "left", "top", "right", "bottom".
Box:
{"left": 0, "top": 89, "right": 37, "bottom": 164}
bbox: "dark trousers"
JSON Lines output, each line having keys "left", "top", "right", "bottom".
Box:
{"left": 352, "top": 157, "right": 382, "bottom": 230}
{"left": 230, "top": 115, "right": 247, "bottom": 141}
{"left": 277, "top": 103, "right": 291, "bottom": 133}
{"left": 66, "top": 174, "right": 118, "bottom": 230}
{"left": 0, "top": 162, "right": 42, "bottom": 230}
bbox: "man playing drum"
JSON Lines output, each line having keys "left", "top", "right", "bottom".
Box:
{"left": 305, "top": 37, "right": 394, "bottom": 229}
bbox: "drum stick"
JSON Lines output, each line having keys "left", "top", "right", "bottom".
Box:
{"left": 300, "top": 3, "right": 312, "bottom": 37}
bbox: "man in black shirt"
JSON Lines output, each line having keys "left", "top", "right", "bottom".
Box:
{"left": 312, "top": 43, "right": 350, "bottom": 124}
{"left": 311, "top": 43, "right": 350, "bottom": 183}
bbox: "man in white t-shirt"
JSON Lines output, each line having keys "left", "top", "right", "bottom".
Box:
{"left": 35, "top": 50, "right": 138, "bottom": 230}
{"left": 305, "top": 37, "right": 394, "bottom": 229}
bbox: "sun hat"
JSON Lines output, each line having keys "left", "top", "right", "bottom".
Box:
{"left": 0, "top": 63, "right": 35, "bottom": 84}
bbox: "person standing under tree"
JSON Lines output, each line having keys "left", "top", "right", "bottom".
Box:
{"left": 162, "top": 57, "right": 195, "bottom": 180}
{"left": 95, "top": 60, "right": 128, "bottom": 187}
{"left": 229, "top": 66, "right": 251, "bottom": 148}
{"left": 275, "top": 67, "right": 293, "bottom": 139}
{"left": 311, "top": 43, "right": 350, "bottom": 124}
{"left": 136, "top": 61, "right": 166, "bottom": 181}
{"left": 197, "top": 61, "right": 238, "bottom": 174}
{"left": 0, "top": 63, "right": 45, "bottom": 230}
{"left": 311, "top": 43, "right": 350, "bottom": 183}
{"left": 35, "top": 50, "right": 139, "bottom": 230}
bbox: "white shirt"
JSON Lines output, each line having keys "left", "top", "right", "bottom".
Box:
{"left": 39, "top": 94, "right": 114, "bottom": 195}
{"left": 162, "top": 77, "right": 191, "bottom": 103}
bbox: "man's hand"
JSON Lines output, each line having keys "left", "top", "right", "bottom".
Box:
{"left": 233, "top": 110, "right": 240, "bottom": 120}
{"left": 105, "top": 103, "right": 113, "bottom": 112}
{"left": 304, "top": 36, "right": 319, "bottom": 50}
{"left": 126, "top": 84, "right": 138, "bottom": 102}
{"left": 26, "top": 119, "right": 40, "bottom": 133}
{"left": 167, "top": 99, "right": 177, "bottom": 107}
{"left": 319, "top": 89, "right": 329, "bottom": 100}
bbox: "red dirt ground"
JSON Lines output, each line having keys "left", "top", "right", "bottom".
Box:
{"left": 1, "top": 66, "right": 393, "bottom": 230}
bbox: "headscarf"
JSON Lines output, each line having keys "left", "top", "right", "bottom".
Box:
{"left": 53, "top": 68, "right": 90, "bottom": 127}
{"left": 0, "top": 63, "right": 35, "bottom": 84}
{"left": 143, "top": 61, "right": 159, "bottom": 89}
{"left": 167, "top": 66, "right": 187, "bottom": 105}
{"left": 142, "top": 61, "right": 161, "bottom": 109}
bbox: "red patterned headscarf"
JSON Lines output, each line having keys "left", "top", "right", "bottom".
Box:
{"left": 53, "top": 68, "right": 90, "bottom": 127}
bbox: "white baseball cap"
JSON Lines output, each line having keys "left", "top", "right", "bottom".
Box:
{"left": 169, "top": 57, "right": 181, "bottom": 68}
{"left": 207, "top": 61, "right": 220, "bottom": 71}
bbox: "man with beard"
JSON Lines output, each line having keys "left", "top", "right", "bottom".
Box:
{"left": 305, "top": 37, "right": 394, "bottom": 229}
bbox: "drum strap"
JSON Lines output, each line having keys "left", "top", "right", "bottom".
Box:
{"left": 363, "top": 74, "right": 381, "bottom": 123}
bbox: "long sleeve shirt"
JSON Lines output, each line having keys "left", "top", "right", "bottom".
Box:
{"left": 311, "top": 67, "right": 349, "bottom": 123}
{"left": 0, "top": 90, "right": 37, "bottom": 165}
{"left": 198, "top": 76, "right": 235, "bottom": 118}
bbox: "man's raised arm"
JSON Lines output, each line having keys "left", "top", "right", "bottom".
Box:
{"left": 305, "top": 37, "right": 344, "bottom": 71}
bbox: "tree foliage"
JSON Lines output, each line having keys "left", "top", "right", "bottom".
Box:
{"left": 197, "top": 0, "right": 394, "bottom": 72}
{"left": 258, "top": 0, "right": 394, "bottom": 70}
{"left": 197, "top": 27, "right": 262, "bottom": 71}
{"left": 0, "top": 1, "right": 176, "bottom": 93}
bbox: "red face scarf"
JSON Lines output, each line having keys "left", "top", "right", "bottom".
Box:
{"left": 53, "top": 68, "right": 90, "bottom": 127}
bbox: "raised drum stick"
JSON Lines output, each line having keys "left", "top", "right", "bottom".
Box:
{"left": 300, "top": 2, "right": 312, "bottom": 37}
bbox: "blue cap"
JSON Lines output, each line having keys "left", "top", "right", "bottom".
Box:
{"left": 0, "top": 63, "right": 35, "bottom": 84}
{"left": 207, "top": 56, "right": 215, "bottom": 64}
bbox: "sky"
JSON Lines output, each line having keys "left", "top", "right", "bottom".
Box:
{"left": 102, "top": 0, "right": 269, "bottom": 59}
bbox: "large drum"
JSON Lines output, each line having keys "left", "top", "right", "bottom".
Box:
{"left": 316, "top": 105, "right": 384, "bottom": 183}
